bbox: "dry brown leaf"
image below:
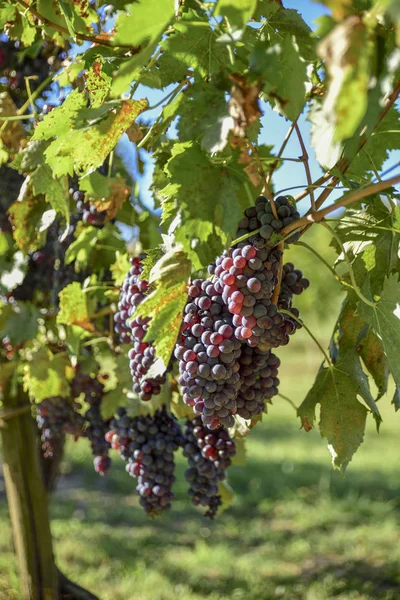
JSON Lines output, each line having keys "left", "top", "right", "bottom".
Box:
{"left": 92, "top": 178, "right": 131, "bottom": 221}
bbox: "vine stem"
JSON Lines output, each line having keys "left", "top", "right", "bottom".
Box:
{"left": 137, "top": 80, "right": 188, "bottom": 150}
{"left": 294, "top": 122, "right": 315, "bottom": 210}
{"left": 130, "top": 48, "right": 163, "bottom": 99}
{"left": 271, "top": 242, "right": 284, "bottom": 304}
{"left": 279, "top": 309, "right": 332, "bottom": 367}
{"left": 265, "top": 118, "right": 298, "bottom": 189}
{"left": 277, "top": 393, "right": 298, "bottom": 412}
{"left": 294, "top": 240, "right": 351, "bottom": 288}
{"left": 321, "top": 222, "right": 376, "bottom": 308}
{"left": 15, "top": 0, "right": 141, "bottom": 50}
{"left": 279, "top": 174, "right": 400, "bottom": 239}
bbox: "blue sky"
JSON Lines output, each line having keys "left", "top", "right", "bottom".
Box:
{"left": 117, "top": 0, "right": 399, "bottom": 214}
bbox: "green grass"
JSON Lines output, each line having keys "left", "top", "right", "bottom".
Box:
{"left": 1, "top": 329, "right": 400, "bottom": 600}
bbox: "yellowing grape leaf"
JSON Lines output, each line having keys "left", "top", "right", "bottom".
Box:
{"left": 135, "top": 247, "right": 191, "bottom": 370}
{"left": 24, "top": 348, "right": 70, "bottom": 402}
{"left": 57, "top": 282, "right": 94, "bottom": 331}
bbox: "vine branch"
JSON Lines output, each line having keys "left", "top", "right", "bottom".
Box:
{"left": 15, "top": 0, "right": 141, "bottom": 50}
{"left": 294, "top": 122, "right": 315, "bottom": 210}
{"left": 279, "top": 174, "right": 400, "bottom": 239}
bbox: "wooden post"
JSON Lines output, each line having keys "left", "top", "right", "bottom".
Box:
{"left": 1, "top": 387, "right": 58, "bottom": 600}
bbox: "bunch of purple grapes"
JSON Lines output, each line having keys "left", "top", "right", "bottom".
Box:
{"left": 209, "top": 244, "right": 282, "bottom": 346}
{"left": 183, "top": 417, "right": 236, "bottom": 518}
{"left": 174, "top": 278, "right": 242, "bottom": 429}
{"left": 70, "top": 188, "right": 106, "bottom": 227}
{"left": 236, "top": 195, "right": 301, "bottom": 245}
{"left": 36, "top": 397, "right": 85, "bottom": 458}
{"left": 71, "top": 373, "right": 111, "bottom": 476}
{"left": 106, "top": 406, "right": 183, "bottom": 515}
{"left": 175, "top": 194, "right": 308, "bottom": 428}
{"left": 236, "top": 347, "right": 280, "bottom": 419}
{"left": 114, "top": 256, "right": 166, "bottom": 401}
{"left": 278, "top": 262, "right": 310, "bottom": 310}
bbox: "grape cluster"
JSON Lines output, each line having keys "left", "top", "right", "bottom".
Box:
{"left": 278, "top": 263, "right": 310, "bottom": 310}
{"left": 106, "top": 406, "right": 183, "bottom": 515}
{"left": 175, "top": 278, "right": 242, "bottom": 429}
{"left": 183, "top": 417, "right": 236, "bottom": 518}
{"left": 236, "top": 195, "right": 301, "bottom": 246}
{"left": 71, "top": 373, "right": 111, "bottom": 476}
{"left": 114, "top": 256, "right": 166, "bottom": 401}
{"left": 70, "top": 189, "right": 106, "bottom": 227}
{"left": 209, "top": 244, "right": 282, "bottom": 346}
{"left": 176, "top": 195, "right": 308, "bottom": 428}
{"left": 36, "top": 397, "right": 85, "bottom": 458}
{"left": 236, "top": 347, "right": 280, "bottom": 419}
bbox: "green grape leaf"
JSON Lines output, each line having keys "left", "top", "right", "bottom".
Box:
{"left": 318, "top": 16, "right": 371, "bottom": 141}
{"left": 393, "top": 386, "right": 400, "bottom": 411}
{"left": 113, "top": 0, "right": 175, "bottom": 46}
{"left": 358, "top": 275, "right": 400, "bottom": 391}
{"left": 134, "top": 247, "right": 191, "bottom": 370}
{"left": 64, "top": 227, "right": 98, "bottom": 266}
{"left": 85, "top": 57, "right": 112, "bottom": 108}
{"left": 214, "top": 0, "right": 257, "bottom": 30}
{"left": 308, "top": 99, "right": 342, "bottom": 169}
{"left": 100, "top": 353, "right": 131, "bottom": 419}
{"left": 57, "top": 0, "right": 76, "bottom": 39}
{"left": 79, "top": 171, "right": 112, "bottom": 199}
{"left": 11, "top": 139, "right": 50, "bottom": 173}
{"left": 267, "top": 8, "right": 317, "bottom": 61}
{"left": 24, "top": 349, "right": 70, "bottom": 402}
{"left": 334, "top": 201, "right": 400, "bottom": 299}
{"left": 8, "top": 179, "right": 48, "bottom": 253}
{"left": 110, "top": 252, "right": 131, "bottom": 286}
{"left": 37, "top": 0, "right": 97, "bottom": 34}
{"left": 161, "top": 11, "right": 230, "bottom": 79}
{"left": 348, "top": 105, "right": 400, "bottom": 177}
{"left": 298, "top": 351, "right": 376, "bottom": 471}
{"left": 110, "top": 0, "right": 176, "bottom": 96}
{"left": 57, "top": 282, "right": 94, "bottom": 331}
{"left": 31, "top": 165, "right": 69, "bottom": 224}
{"left": 139, "top": 247, "right": 164, "bottom": 282}
{"left": 0, "top": 301, "right": 40, "bottom": 345}
{"left": 33, "top": 90, "right": 148, "bottom": 176}
{"left": 251, "top": 33, "right": 308, "bottom": 120}
{"left": 161, "top": 142, "right": 248, "bottom": 270}
{"left": 335, "top": 299, "right": 389, "bottom": 401}
{"left": 231, "top": 438, "right": 246, "bottom": 466}
{"left": 176, "top": 82, "right": 231, "bottom": 153}
{"left": 218, "top": 480, "right": 234, "bottom": 513}
{"left": 0, "top": 2, "right": 16, "bottom": 29}
{"left": 94, "top": 349, "right": 118, "bottom": 392}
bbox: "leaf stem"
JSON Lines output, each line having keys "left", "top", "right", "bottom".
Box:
{"left": 294, "top": 122, "right": 315, "bottom": 210}
{"left": 277, "top": 393, "right": 298, "bottom": 412}
{"left": 294, "top": 240, "right": 350, "bottom": 288}
{"left": 321, "top": 222, "right": 376, "bottom": 307}
{"left": 280, "top": 308, "right": 332, "bottom": 367}
{"left": 265, "top": 118, "right": 297, "bottom": 189}
{"left": 130, "top": 48, "right": 163, "bottom": 99}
